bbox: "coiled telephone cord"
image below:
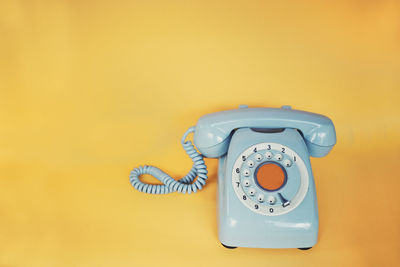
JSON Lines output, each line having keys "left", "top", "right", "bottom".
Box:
{"left": 129, "top": 127, "right": 208, "bottom": 194}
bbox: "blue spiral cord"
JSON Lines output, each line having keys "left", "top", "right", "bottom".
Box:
{"left": 129, "top": 127, "right": 208, "bottom": 194}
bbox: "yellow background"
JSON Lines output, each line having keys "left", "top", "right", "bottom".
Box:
{"left": 1, "top": 1, "right": 399, "bottom": 266}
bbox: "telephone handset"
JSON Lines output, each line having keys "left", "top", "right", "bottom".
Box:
{"left": 130, "top": 106, "right": 336, "bottom": 249}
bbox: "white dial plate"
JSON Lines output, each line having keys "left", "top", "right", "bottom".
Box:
{"left": 231, "top": 143, "right": 309, "bottom": 216}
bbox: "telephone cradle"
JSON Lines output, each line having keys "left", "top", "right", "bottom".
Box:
{"left": 130, "top": 105, "right": 336, "bottom": 249}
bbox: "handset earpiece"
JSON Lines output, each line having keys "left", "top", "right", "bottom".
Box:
{"left": 304, "top": 138, "right": 335, "bottom": 157}
{"left": 193, "top": 128, "right": 233, "bottom": 158}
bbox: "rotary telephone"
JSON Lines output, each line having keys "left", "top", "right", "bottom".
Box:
{"left": 130, "top": 105, "right": 336, "bottom": 249}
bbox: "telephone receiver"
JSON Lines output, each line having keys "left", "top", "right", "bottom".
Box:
{"left": 130, "top": 106, "right": 336, "bottom": 249}
{"left": 193, "top": 105, "right": 335, "bottom": 158}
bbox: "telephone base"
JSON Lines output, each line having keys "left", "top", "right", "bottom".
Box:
{"left": 217, "top": 128, "right": 319, "bottom": 249}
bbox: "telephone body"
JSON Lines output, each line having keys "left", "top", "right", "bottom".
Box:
{"left": 130, "top": 106, "right": 336, "bottom": 249}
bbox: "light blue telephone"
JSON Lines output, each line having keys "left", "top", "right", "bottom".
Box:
{"left": 130, "top": 105, "right": 336, "bottom": 249}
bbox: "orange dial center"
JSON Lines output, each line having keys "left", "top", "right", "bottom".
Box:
{"left": 255, "top": 162, "right": 286, "bottom": 191}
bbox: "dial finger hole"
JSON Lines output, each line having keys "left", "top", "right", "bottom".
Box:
{"left": 247, "top": 160, "right": 255, "bottom": 168}
{"left": 265, "top": 151, "right": 273, "bottom": 159}
{"left": 268, "top": 196, "right": 276, "bottom": 204}
{"left": 275, "top": 153, "right": 283, "bottom": 161}
{"left": 283, "top": 159, "right": 292, "bottom": 167}
{"left": 243, "top": 169, "right": 251, "bottom": 176}
{"left": 248, "top": 188, "right": 256, "bottom": 196}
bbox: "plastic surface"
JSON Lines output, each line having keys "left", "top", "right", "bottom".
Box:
{"left": 130, "top": 106, "right": 335, "bottom": 248}
{"left": 218, "top": 128, "right": 318, "bottom": 248}
{"left": 193, "top": 107, "right": 336, "bottom": 158}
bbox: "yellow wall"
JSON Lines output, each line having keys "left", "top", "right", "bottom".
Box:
{"left": 0, "top": 1, "right": 399, "bottom": 266}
